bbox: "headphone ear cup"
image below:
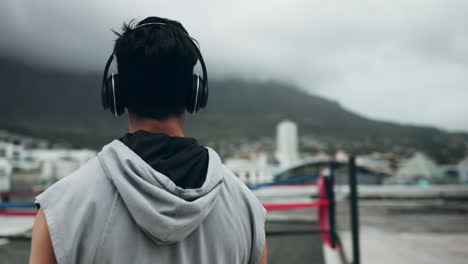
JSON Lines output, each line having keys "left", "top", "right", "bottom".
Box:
{"left": 106, "top": 74, "right": 125, "bottom": 116}
{"left": 199, "top": 77, "right": 208, "bottom": 108}
{"left": 113, "top": 74, "right": 125, "bottom": 116}
{"left": 106, "top": 75, "right": 115, "bottom": 114}
{"left": 186, "top": 74, "right": 200, "bottom": 114}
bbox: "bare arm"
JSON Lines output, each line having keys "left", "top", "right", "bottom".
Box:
{"left": 29, "top": 208, "right": 57, "bottom": 264}
{"left": 258, "top": 242, "right": 267, "bottom": 264}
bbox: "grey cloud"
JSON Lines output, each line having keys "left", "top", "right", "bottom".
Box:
{"left": 0, "top": 0, "right": 467, "bottom": 131}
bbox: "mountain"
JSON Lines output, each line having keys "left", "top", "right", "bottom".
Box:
{"left": 1, "top": 57, "right": 467, "bottom": 163}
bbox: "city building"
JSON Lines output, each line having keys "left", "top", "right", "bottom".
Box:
{"left": 395, "top": 152, "right": 442, "bottom": 184}
{"left": 224, "top": 153, "right": 275, "bottom": 185}
{"left": 457, "top": 157, "right": 468, "bottom": 184}
{"left": 0, "top": 158, "right": 12, "bottom": 192}
{"left": 310, "top": 152, "right": 332, "bottom": 162}
{"left": 274, "top": 160, "right": 388, "bottom": 185}
{"left": 356, "top": 154, "right": 393, "bottom": 175}
{"left": 275, "top": 120, "right": 300, "bottom": 169}
{"left": 334, "top": 150, "right": 349, "bottom": 163}
{"left": 1, "top": 130, "right": 97, "bottom": 188}
{"left": 30, "top": 149, "right": 97, "bottom": 181}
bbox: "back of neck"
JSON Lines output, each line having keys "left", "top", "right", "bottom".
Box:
{"left": 128, "top": 112, "right": 185, "bottom": 137}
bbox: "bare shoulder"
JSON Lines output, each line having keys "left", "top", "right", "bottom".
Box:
{"left": 30, "top": 209, "right": 57, "bottom": 264}
{"left": 258, "top": 243, "right": 267, "bottom": 264}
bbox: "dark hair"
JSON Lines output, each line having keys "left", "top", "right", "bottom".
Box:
{"left": 113, "top": 17, "right": 198, "bottom": 120}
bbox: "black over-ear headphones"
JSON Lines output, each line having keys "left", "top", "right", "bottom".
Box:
{"left": 101, "top": 22, "right": 208, "bottom": 116}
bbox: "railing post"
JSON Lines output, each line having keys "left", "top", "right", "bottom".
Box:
{"left": 349, "top": 156, "right": 360, "bottom": 264}
{"left": 327, "top": 161, "right": 337, "bottom": 248}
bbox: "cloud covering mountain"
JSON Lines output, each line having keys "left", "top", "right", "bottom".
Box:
{"left": 0, "top": 0, "right": 467, "bottom": 131}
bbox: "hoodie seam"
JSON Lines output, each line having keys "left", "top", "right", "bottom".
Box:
{"left": 92, "top": 155, "right": 119, "bottom": 264}
{"left": 98, "top": 152, "right": 113, "bottom": 182}
{"left": 91, "top": 191, "right": 119, "bottom": 264}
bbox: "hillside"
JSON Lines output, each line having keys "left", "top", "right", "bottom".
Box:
{"left": 1, "top": 58, "right": 467, "bottom": 163}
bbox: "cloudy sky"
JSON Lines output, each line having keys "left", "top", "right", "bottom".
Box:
{"left": 0, "top": 0, "right": 467, "bottom": 132}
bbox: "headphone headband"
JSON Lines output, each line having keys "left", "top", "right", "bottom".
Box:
{"left": 132, "top": 22, "right": 168, "bottom": 30}
{"left": 101, "top": 21, "right": 208, "bottom": 97}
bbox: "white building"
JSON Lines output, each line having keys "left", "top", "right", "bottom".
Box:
{"left": 0, "top": 158, "right": 12, "bottom": 192}
{"left": 458, "top": 157, "right": 468, "bottom": 184}
{"left": 335, "top": 150, "right": 349, "bottom": 163}
{"left": 395, "top": 152, "right": 441, "bottom": 183}
{"left": 0, "top": 141, "right": 14, "bottom": 159}
{"left": 0, "top": 141, "right": 24, "bottom": 162}
{"left": 310, "top": 152, "right": 332, "bottom": 162}
{"left": 275, "top": 120, "right": 299, "bottom": 169}
{"left": 30, "top": 149, "right": 96, "bottom": 166}
{"left": 225, "top": 153, "right": 275, "bottom": 185}
{"left": 0, "top": 141, "right": 40, "bottom": 170}
{"left": 357, "top": 155, "right": 393, "bottom": 175}
{"left": 30, "top": 149, "right": 96, "bottom": 181}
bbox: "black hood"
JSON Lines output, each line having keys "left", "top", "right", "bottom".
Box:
{"left": 119, "top": 130, "right": 208, "bottom": 189}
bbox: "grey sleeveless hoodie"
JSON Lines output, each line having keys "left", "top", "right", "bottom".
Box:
{"left": 35, "top": 140, "right": 266, "bottom": 264}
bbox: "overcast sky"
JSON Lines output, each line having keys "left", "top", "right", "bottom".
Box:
{"left": 0, "top": 0, "right": 467, "bottom": 132}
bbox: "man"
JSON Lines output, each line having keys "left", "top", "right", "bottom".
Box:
{"left": 29, "top": 16, "right": 267, "bottom": 264}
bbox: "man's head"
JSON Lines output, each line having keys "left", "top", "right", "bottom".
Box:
{"left": 113, "top": 17, "right": 199, "bottom": 120}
